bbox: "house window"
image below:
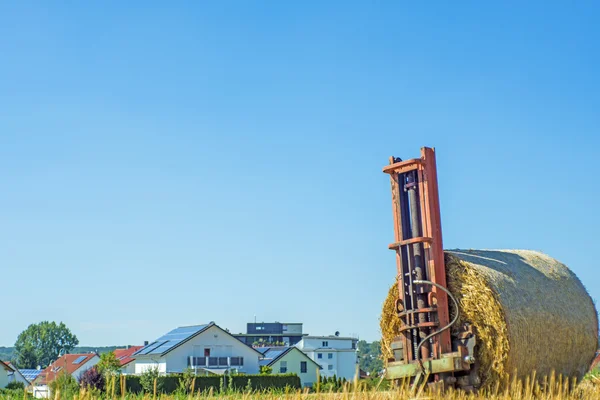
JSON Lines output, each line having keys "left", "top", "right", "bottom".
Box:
{"left": 229, "top": 357, "right": 244, "bottom": 366}
{"left": 204, "top": 348, "right": 211, "bottom": 357}
{"left": 280, "top": 361, "right": 287, "bottom": 373}
{"left": 322, "top": 341, "right": 328, "bottom": 347}
{"left": 352, "top": 341, "right": 356, "bottom": 350}
{"left": 328, "top": 353, "right": 333, "bottom": 359}
{"left": 317, "top": 353, "right": 323, "bottom": 359}
{"left": 328, "top": 365, "right": 333, "bottom": 371}
{"left": 300, "top": 361, "right": 307, "bottom": 373}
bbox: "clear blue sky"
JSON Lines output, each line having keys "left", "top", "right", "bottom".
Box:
{"left": 1, "top": 2, "right": 598, "bottom": 347}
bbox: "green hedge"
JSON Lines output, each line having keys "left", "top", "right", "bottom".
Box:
{"left": 107, "top": 374, "right": 300, "bottom": 395}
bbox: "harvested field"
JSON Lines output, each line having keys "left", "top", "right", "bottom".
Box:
{"left": 8, "top": 377, "right": 600, "bottom": 400}
{"left": 380, "top": 249, "right": 598, "bottom": 387}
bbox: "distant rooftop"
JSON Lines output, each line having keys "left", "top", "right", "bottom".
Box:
{"left": 302, "top": 335, "right": 358, "bottom": 340}
{"left": 258, "top": 347, "right": 292, "bottom": 366}
{"left": 20, "top": 369, "right": 42, "bottom": 382}
{"left": 114, "top": 346, "right": 144, "bottom": 366}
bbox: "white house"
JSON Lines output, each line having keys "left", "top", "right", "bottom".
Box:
{"left": 114, "top": 346, "right": 144, "bottom": 375}
{"left": 133, "top": 322, "right": 263, "bottom": 375}
{"left": 0, "top": 361, "right": 10, "bottom": 388}
{"left": 19, "top": 369, "right": 42, "bottom": 386}
{"left": 32, "top": 353, "right": 99, "bottom": 398}
{"left": 295, "top": 335, "right": 358, "bottom": 380}
{"left": 258, "top": 347, "right": 321, "bottom": 388}
{"left": 4, "top": 362, "right": 30, "bottom": 386}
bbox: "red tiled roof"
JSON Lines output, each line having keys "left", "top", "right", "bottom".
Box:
{"left": 0, "top": 360, "right": 11, "bottom": 371}
{"left": 35, "top": 354, "right": 98, "bottom": 385}
{"left": 113, "top": 346, "right": 144, "bottom": 367}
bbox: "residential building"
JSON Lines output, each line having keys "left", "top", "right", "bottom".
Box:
{"left": 20, "top": 369, "right": 42, "bottom": 385}
{"left": 234, "top": 322, "right": 305, "bottom": 347}
{"left": 133, "top": 322, "right": 263, "bottom": 375}
{"left": 295, "top": 335, "right": 358, "bottom": 380}
{"left": 258, "top": 347, "right": 320, "bottom": 388}
{"left": 0, "top": 361, "right": 10, "bottom": 388}
{"left": 3, "top": 362, "right": 30, "bottom": 386}
{"left": 114, "top": 346, "right": 144, "bottom": 375}
{"left": 32, "top": 353, "right": 100, "bottom": 398}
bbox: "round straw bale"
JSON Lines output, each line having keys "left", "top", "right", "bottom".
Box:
{"left": 380, "top": 249, "right": 598, "bottom": 387}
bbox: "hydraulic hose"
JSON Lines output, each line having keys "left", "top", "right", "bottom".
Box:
{"left": 412, "top": 279, "right": 460, "bottom": 373}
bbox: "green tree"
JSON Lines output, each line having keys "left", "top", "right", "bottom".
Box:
{"left": 96, "top": 351, "right": 122, "bottom": 376}
{"left": 357, "top": 340, "right": 384, "bottom": 377}
{"left": 14, "top": 321, "right": 79, "bottom": 369}
{"left": 357, "top": 340, "right": 370, "bottom": 355}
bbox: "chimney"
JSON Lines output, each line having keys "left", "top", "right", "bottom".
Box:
{"left": 144, "top": 341, "right": 149, "bottom": 346}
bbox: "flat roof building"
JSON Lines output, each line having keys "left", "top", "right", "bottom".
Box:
{"left": 234, "top": 322, "right": 305, "bottom": 347}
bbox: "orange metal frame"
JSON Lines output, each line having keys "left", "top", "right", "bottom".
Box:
{"left": 383, "top": 147, "right": 451, "bottom": 360}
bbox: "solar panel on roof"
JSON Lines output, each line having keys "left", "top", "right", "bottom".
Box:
{"left": 151, "top": 341, "right": 175, "bottom": 354}
{"left": 137, "top": 324, "right": 210, "bottom": 356}
{"left": 73, "top": 356, "right": 87, "bottom": 364}
{"left": 20, "top": 369, "right": 42, "bottom": 381}
{"left": 137, "top": 340, "right": 166, "bottom": 355}
{"left": 264, "top": 349, "right": 286, "bottom": 359}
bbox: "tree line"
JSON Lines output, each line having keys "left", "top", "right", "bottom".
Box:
{"left": 356, "top": 340, "right": 384, "bottom": 377}
{"left": 3, "top": 321, "right": 126, "bottom": 369}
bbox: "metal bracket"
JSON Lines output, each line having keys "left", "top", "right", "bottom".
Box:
{"left": 385, "top": 352, "right": 471, "bottom": 380}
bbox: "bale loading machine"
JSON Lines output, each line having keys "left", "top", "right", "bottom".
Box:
{"left": 382, "top": 147, "right": 479, "bottom": 391}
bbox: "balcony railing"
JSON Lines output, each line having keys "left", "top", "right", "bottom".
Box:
{"left": 188, "top": 356, "right": 244, "bottom": 368}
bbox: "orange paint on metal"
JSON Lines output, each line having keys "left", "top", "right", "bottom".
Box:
{"left": 383, "top": 147, "right": 452, "bottom": 365}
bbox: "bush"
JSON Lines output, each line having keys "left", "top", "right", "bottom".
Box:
{"left": 79, "top": 367, "right": 105, "bottom": 391}
{"left": 260, "top": 365, "right": 273, "bottom": 375}
{"left": 0, "top": 388, "right": 31, "bottom": 399}
{"left": 6, "top": 381, "right": 25, "bottom": 390}
{"left": 139, "top": 366, "right": 162, "bottom": 394}
{"left": 176, "top": 367, "right": 196, "bottom": 394}
{"left": 49, "top": 372, "right": 79, "bottom": 398}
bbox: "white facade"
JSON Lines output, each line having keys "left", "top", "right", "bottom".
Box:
{"left": 32, "top": 385, "right": 49, "bottom": 398}
{"left": 0, "top": 362, "right": 9, "bottom": 388}
{"left": 261, "top": 347, "right": 320, "bottom": 388}
{"left": 134, "top": 324, "right": 261, "bottom": 375}
{"left": 120, "top": 362, "right": 136, "bottom": 375}
{"left": 295, "top": 336, "right": 358, "bottom": 380}
{"left": 71, "top": 356, "right": 100, "bottom": 381}
{"left": 282, "top": 323, "right": 303, "bottom": 335}
{"left": 7, "top": 366, "right": 30, "bottom": 386}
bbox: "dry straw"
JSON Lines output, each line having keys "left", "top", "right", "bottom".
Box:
{"left": 380, "top": 249, "right": 598, "bottom": 387}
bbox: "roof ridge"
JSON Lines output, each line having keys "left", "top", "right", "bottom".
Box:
{"left": 177, "top": 322, "right": 214, "bottom": 328}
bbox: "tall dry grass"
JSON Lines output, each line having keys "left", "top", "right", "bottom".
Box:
{"left": 11, "top": 372, "right": 600, "bottom": 400}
